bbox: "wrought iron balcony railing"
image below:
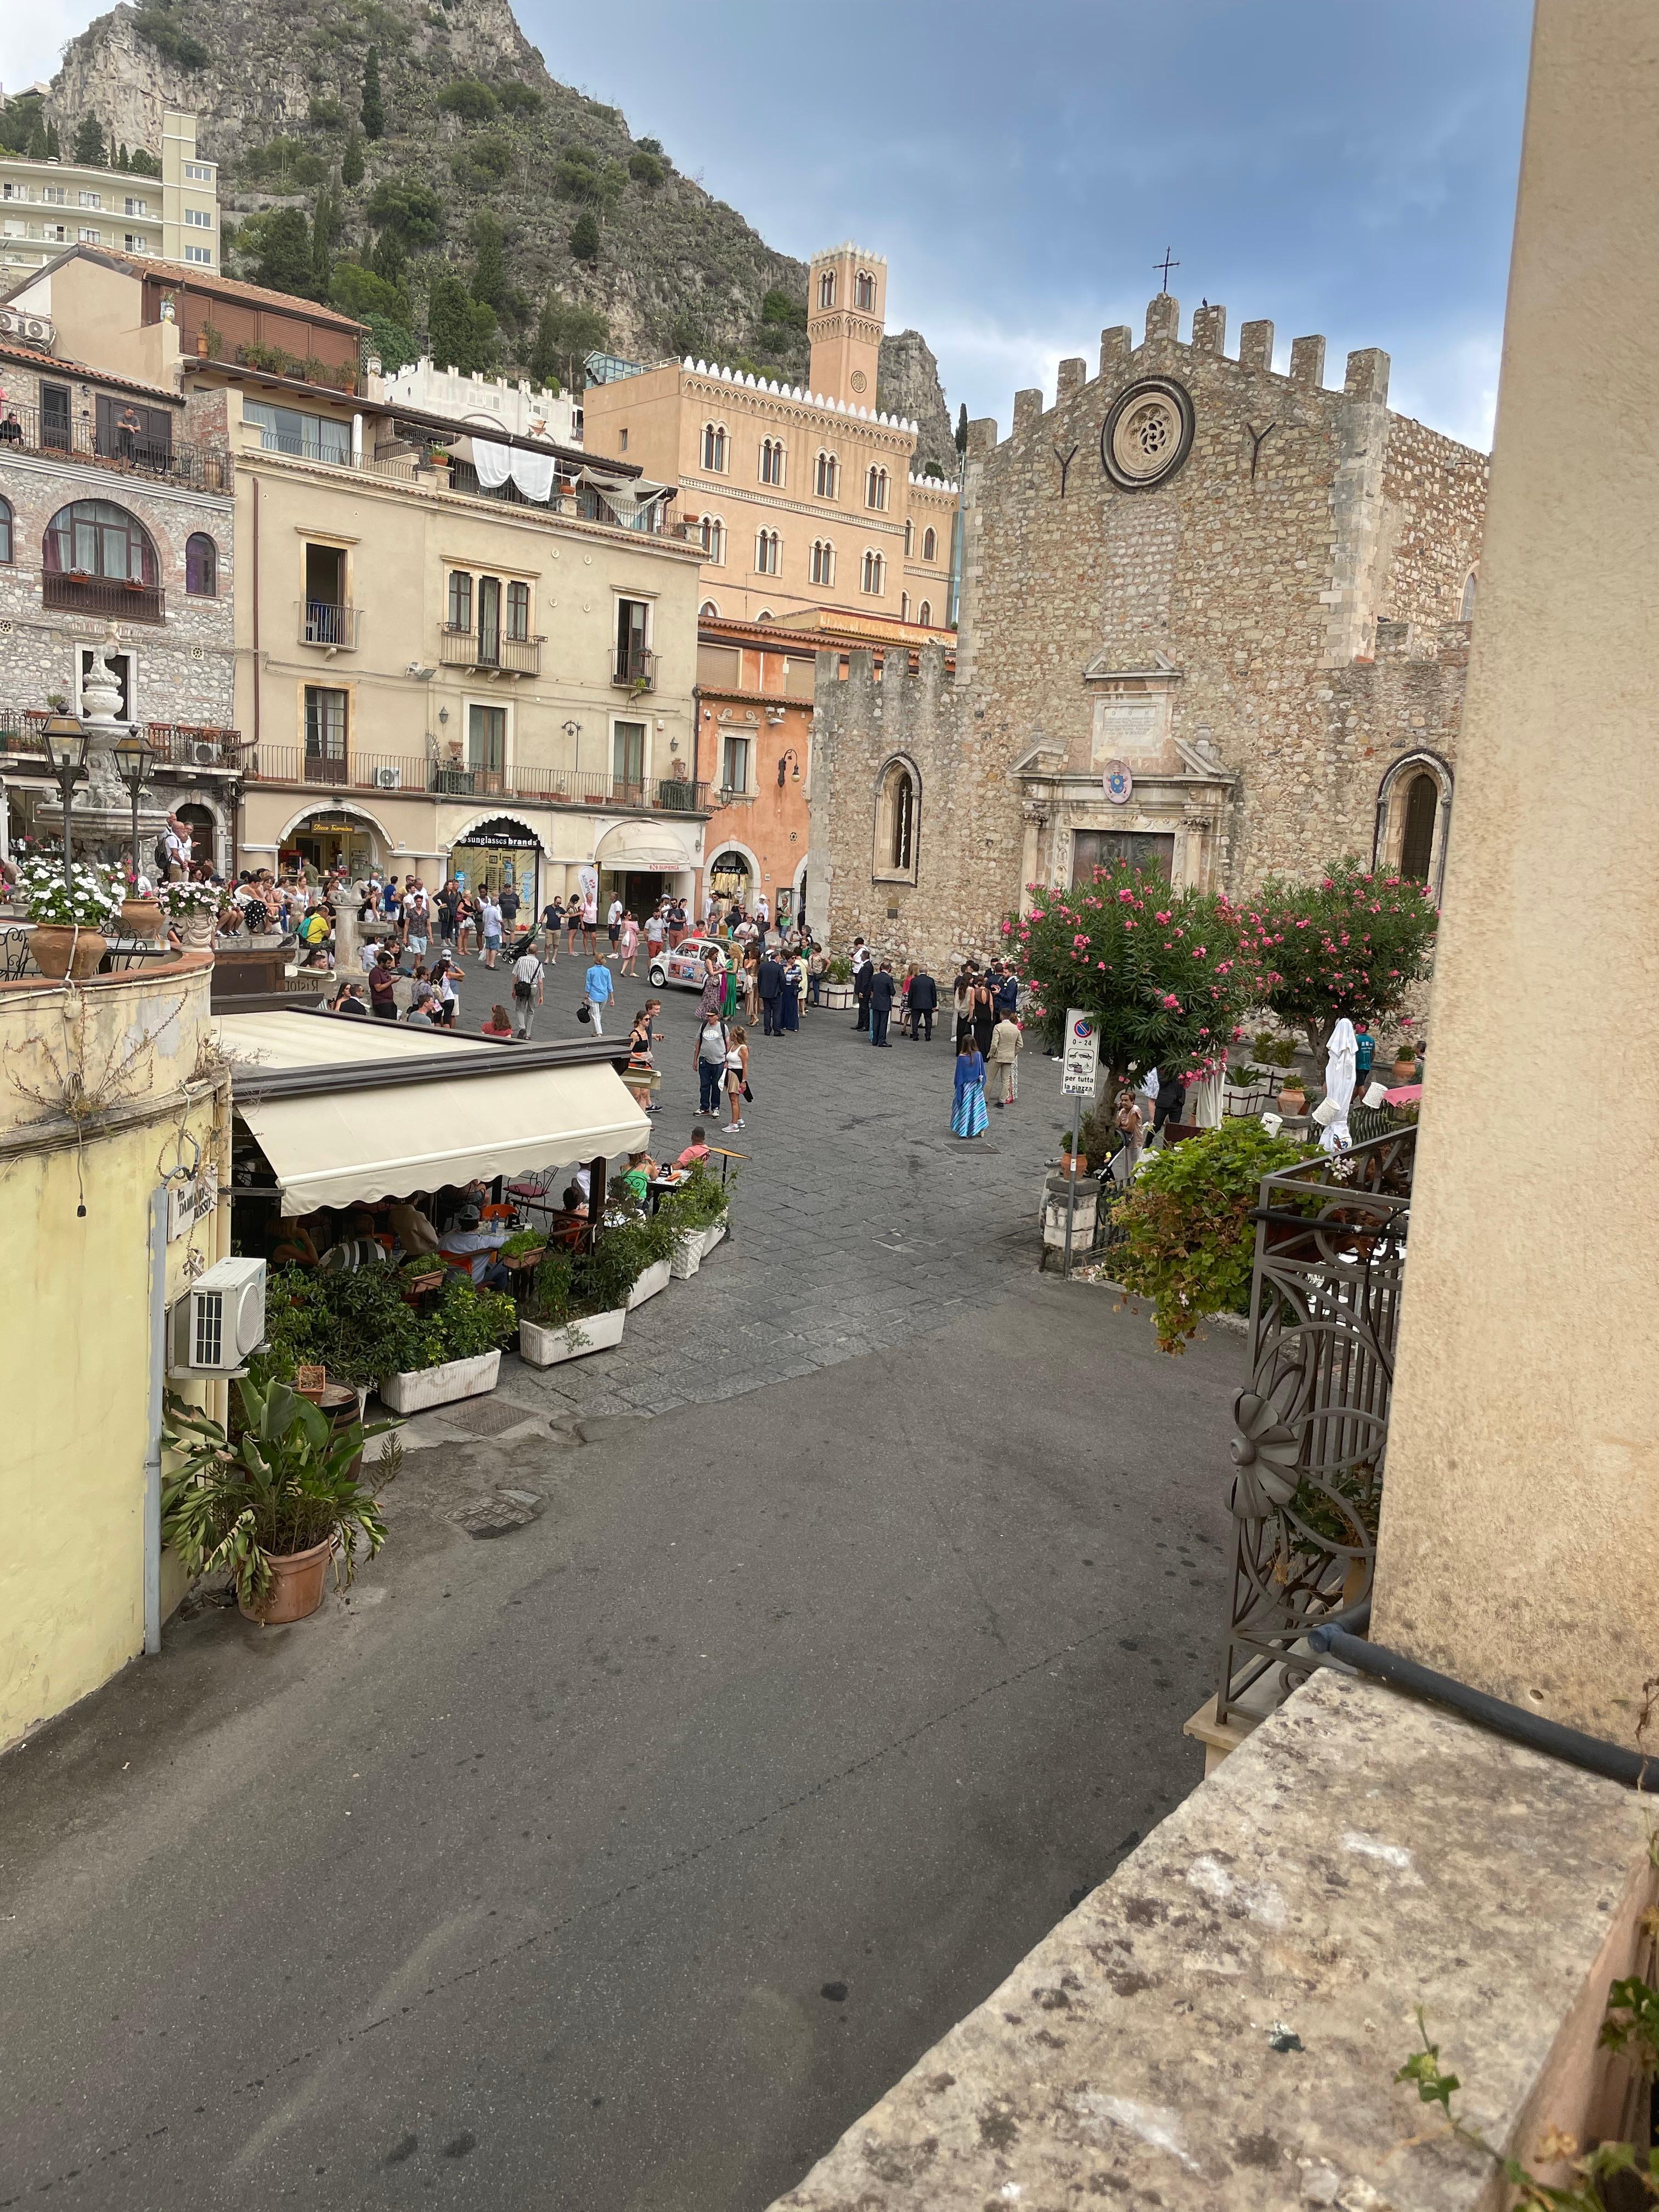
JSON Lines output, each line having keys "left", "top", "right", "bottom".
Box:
{"left": 612, "top": 645, "right": 657, "bottom": 690}
{"left": 43, "top": 572, "right": 165, "bottom": 623}
{"left": 298, "top": 600, "right": 359, "bottom": 650}
{"left": 0, "top": 400, "right": 232, "bottom": 491}
{"left": 438, "top": 625, "right": 543, "bottom": 676}
{"left": 244, "top": 746, "right": 709, "bottom": 815}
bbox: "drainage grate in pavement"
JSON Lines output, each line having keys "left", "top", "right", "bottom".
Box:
{"left": 442, "top": 1396, "right": 545, "bottom": 1437}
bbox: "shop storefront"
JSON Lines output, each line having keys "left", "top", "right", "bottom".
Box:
{"left": 448, "top": 817, "right": 542, "bottom": 909}
{"left": 280, "top": 810, "right": 382, "bottom": 881}
{"left": 593, "top": 819, "right": 701, "bottom": 923}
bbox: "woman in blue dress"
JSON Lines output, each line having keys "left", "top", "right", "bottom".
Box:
{"left": 951, "top": 1041, "right": 989, "bottom": 1138}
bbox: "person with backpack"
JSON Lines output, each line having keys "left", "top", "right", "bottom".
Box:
{"left": 510, "top": 941, "right": 545, "bottom": 1038}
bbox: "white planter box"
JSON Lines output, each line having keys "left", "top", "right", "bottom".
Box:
{"left": 698, "top": 1221, "right": 727, "bottom": 1262}
{"left": 819, "top": 983, "right": 854, "bottom": 1009}
{"left": 378, "top": 1348, "right": 501, "bottom": 1413}
{"left": 669, "top": 1232, "right": 702, "bottom": 1280}
{"left": 518, "top": 1307, "right": 627, "bottom": 1367}
{"left": 627, "top": 1257, "right": 672, "bottom": 1309}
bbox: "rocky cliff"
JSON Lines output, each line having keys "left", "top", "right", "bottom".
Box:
{"left": 42, "top": 0, "right": 955, "bottom": 461}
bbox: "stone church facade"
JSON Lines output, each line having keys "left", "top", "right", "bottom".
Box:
{"left": 808, "top": 292, "right": 1486, "bottom": 973}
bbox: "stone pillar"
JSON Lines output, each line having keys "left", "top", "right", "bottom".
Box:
{"left": 1371, "top": 0, "right": 1659, "bottom": 1740}
{"left": 1018, "top": 808, "right": 1044, "bottom": 916}
{"left": 332, "top": 882, "right": 362, "bottom": 974}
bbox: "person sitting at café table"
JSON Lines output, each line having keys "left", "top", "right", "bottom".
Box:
{"left": 620, "top": 1149, "right": 661, "bottom": 1201}
{"left": 677, "top": 1127, "right": 712, "bottom": 1169}
{"left": 389, "top": 1198, "right": 442, "bottom": 1260}
{"left": 437, "top": 1201, "right": 512, "bottom": 1288}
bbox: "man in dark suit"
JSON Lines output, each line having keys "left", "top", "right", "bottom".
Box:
{"left": 868, "top": 961, "right": 897, "bottom": 1047}
{"left": 907, "top": 964, "right": 938, "bottom": 1041}
{"left": 757, "top": 949, "right": 785, "bottom": 1035}
{"left": 851, "top": 941, "right": 874, "bottom": 1033}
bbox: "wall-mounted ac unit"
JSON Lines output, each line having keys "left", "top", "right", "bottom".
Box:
{"left": 191, "top": 740, "right": 220, "bottom": 766}
{"left": 373, "top": 765, "right": 402, "bottom": 789}
{"left": 168, "top": 1257, "right": 267, "bottom": 1377}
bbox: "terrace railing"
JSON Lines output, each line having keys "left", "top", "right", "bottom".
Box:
{"left": 244, "top": 747, "right": 710, "bottom": 814}
{"left": 0, "top": 401, "right": 232, "bottom": 491}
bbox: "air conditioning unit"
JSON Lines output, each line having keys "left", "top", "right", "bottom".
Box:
{"left": 191, "top": 740, "right": 219, "bottom": 766}
{"left": 373, "top": 765, "right": 402, "bottom": 789}
{"left": 168, "top": 1257, "right": 267, "bottom": 1377}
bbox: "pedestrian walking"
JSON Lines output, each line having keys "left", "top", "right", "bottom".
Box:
{"left": 908, "top": 964, "right": 938, "bottom": 1041}
{"left": 607, "top": 895, "right": 624, "bottom": 957}
{"left": 1111, "top": 1088, "right": 1146, "bottom": 1181}
{"left": 497, "top": 882, "right": 520, "bottom": 938}
{"left": 1153, "top": 1066, "right": 1187, "bottom": 1141}
{"left": 430, "top": 950, "right": 462, "bottom": 1028}
{"left": 779, "top": 950, "right": 802, "bottom": 1032}
{"left": 479, "top": 892, "right": 504, "bottom": 970}
{"left": 541, "top": 894, "right": 564, "bottom": 957}
{"left": 724, "top": 1024, "right": 749, "bottom": 1132}
{"left": 869, "top": 960, "right": 896, "bottom": 1046}
{"left": 404, "top": 880, "right": 430, "bottom": 956}
{"left": 645, "top": 905, "right": 667, "bottom": 967}
{"left": 368, "top": 949, "right": 398, "bottom": 1021}
{"left": 852, "top": 942, "right": 874, "bottom": 1034}
{"left": 581, "top": 893, "right": 599, "bottom": 956}
{"left": 951, "top": 1040, "right": 989, "bottom": 1138}
{"left": 698, "top": 949, "right": 726, "bottom": 1018}
{"left": 567, "top": 901, "right": 583, "bottom": 958}
{"left": 511, "top": 942, "right": 545, "bottom": 1037}
{"left": 971, "top": 976, "right": 997, "bottom": 1059}
{"left": 758, "top": 946, "right": 784, "bottom": 1034}
{"left": 619, "top": 911, "right": 640, "bottom": 976}
{"left": 695, "top": 1013, "right": 729, "bottom": 1116}
{"left": 987, "top": 1008, "right": 1022, "bottom": 1107}
{"left": 583, "top": 953, "right": 614, "bottom": 1036}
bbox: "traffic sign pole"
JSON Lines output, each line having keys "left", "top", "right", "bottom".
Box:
{"left": 1059, "top": 1008, "right": 1100, "bottom": 1282}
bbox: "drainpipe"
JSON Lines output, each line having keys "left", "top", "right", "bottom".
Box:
{"left": 144, "top": 1182, "right": 168, "bottom": 1656}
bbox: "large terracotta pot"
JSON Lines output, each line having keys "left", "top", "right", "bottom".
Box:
{"left": 30, "top": 925, "right": 108, "bottom": 979}
{"left": 238, "top": 1535, "right": 334, "bottom": 1625}
{"left": 121, "top": 898, "right": 164, "bottom": 941}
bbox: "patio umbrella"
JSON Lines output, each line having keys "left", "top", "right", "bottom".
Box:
{"left": 1320, "top": 1018, "right": 1357, "bottom": 1153}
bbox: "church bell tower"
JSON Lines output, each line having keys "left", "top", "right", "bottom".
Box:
{"left": 807, "top": 244, "right": 887, "bottom": 406}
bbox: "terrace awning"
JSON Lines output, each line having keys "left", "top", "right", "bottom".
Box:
{"left": 218, "top": 1011, "right": 648, "bottom": 1214}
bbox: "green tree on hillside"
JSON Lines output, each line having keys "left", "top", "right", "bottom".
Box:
{"left": 529, "top": 297, "right": 608, "bottom": 391}
{"left": 369, "top": 229, "right": 407, "bottom": 287}
{"left": 72, "top": 114, "right": 107, "bottom": 166}
{"left": 437, "top": 78, "right": 497, "bottom": 122}
{"left": 955, "top": 403, "right": 968, "bottom": 455}
{"left": 426, "top": 270, "right": 496, "bottom": 375}
{"left": 341, "top": 129, "right": 365, "bottom": 188}
{"left": 361, "top": 46, "right": 385, "bottom": 141}
{"left": 569, "top": 208, "right": 600, "bottom": 264}
{"left": 366, "top": 174, "right": 443, "bottom": 249}
{"left": 311, "top": 185, "right": 343, "bottom": 295}
{"left": 470, "top": 211, "right": 507, "bottom": 313}
{"left": 254, "top": 206, "right": 314, "bottom": 298}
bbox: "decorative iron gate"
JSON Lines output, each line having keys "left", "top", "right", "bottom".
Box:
{"left": 1216, "top": 1124, "right": 1416, "bottom": 1726}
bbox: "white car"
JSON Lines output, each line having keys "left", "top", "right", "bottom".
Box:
{"left": 648, "top": 937, "right": 727, "bottom": 991}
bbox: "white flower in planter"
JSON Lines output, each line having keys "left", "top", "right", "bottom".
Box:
{"left": 18, "top": 856, "right": 123, "bottom": 929}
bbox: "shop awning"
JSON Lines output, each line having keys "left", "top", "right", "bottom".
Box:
{"left": 218, "top": 1011, "right": 648, "bottom": 1214}
{"left": 595, "top": 817, "right": 700, "bottom": 872}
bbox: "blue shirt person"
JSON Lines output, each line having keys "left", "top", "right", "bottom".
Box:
{"left": 584, "top": 958, "right": 615, "bottom": 1035}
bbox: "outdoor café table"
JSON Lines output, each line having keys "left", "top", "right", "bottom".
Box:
{"left": 645, "top": 1170, "right": 687, "bottom": 1215}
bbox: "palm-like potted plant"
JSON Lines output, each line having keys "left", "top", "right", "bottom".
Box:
{"left": 161, "top": 1376, "right": 398, "bottom": 1624}
{"left": 18, "top": 856, "right": 122, "bottom": 978}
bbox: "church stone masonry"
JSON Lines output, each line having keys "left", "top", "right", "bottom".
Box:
{"left": 809, "top": 293, "right": 1486, "bottom": 973}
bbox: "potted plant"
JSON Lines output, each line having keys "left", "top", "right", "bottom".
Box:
{"left": 520, "top": 1242, "right": 627, "bottom": 1368}
{"left": 160, "top": 875, "right": 222, "bottom": 947}
{"left": 379, "top": 1274, "right": 517, "bottom": 1411}
{"left": 18, "top": 856, "right": 122, "bottom": 978}
{"left": 161, "top": 1375, "right": 397, "bottom": 1625}
{"left": 658, "top": 1166, "right": 731, "bottom": 1277}
{"left": 119, "top": 865, "right": 163, "bottom": 942}
{"left": 820, "top": 955, "right": 854, "bottom": 1011}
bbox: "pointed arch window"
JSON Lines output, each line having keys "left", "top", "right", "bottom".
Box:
{"left": 865, "top": 464, "right": 889, "bottom": 511}
{"left": 922, "top": 525, "right": 937, "bottom": 563}
{"left": 699, "top": 514, "right": 726, "bottom": 564}
{"left": 814, "top": 449, "right": 839, "bottom": 500}
{"left": 904, "top": 518, "right": 913, "bottom": 556}
{"left": 818, "top": 269, "right": 836, "bottom": 309}
{"left": 701, "top": 421, "right": 728, "bottom": 473}
{"left": 1460, "top": 570, "right": 1477, "bottom": 621}
{"left": 758, "top": 436, "right": 785, "bottom": 486}
{"left": 855, "top": 268, "right": 876, "bottom": 312}
{"left": 809, "top": 539, "right": 835, "bottom": 587}
{"left": 918, "top": 599, "right": 932, "bottom": 627}
{"left": 0, "top": 495, "right": 12, "bottom": 565}
{"left": 755, "top": 528, "right": 781, "bottom": 577}
{"left": 860, "top": 549, "right": 885, "bottom": 596}
{"left": 874, "top": 757, "right": 919, "bottom": 883}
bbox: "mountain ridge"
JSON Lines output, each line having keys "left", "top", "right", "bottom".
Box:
{"left": 33, "top": 0, "right": 958, "bottom": 471}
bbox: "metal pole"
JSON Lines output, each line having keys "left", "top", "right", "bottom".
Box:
{"left": 129, "top": 773, "right": 142, "bottom": 886}
{"left": 1062, "top": 1088, "right": 1083, "bottom": 1279}
{"left": 58, "top": 765, "right": 76, "bottom": 894}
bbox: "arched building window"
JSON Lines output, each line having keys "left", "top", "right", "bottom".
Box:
{"left": 701, "top": 422, "right": 728, "bottom": 473}
{"left": 809, "top": 539, "right": 834, "bottom": 586}
{"left": 918, "top": 599, "right": 932, "bottom": 627}
{"left": 814, "top": 450, "right": 839, "bottom": 500}
{"left": 43, "top": 498, "right": 157, "bottom": 583}
{"left": 700, "top": 515, "right": 726, "bottom": 564}
{"left": 754, "top": 528, "right": 781, "bottom": 576}
{"left": 873, "top": 756, "right": 919, "bottom": 882}
{"left": 185, "top": 531, "right": 217, "bottom": 595}
{"left": 817, "top": 269, "right": 836, "bottom": 309}
{"left": 0, "top": 495, "right": 12, "bottom": 564}
{"left": 758, "top": 436, "right": 785, "bottom": 486}
{"left": 860, "top": 549, "right": 885, "bottom": 595}
{"left": 865, "top": 464, "right": 888, "bottom": 510}
{"left": 1460, "top": 570, "right": 1477, "bottom": 622}
{"left": 922, "top": 525, "right": 937, "bottom": 563}
{"left": 855, "top": 268, "right": 876, "bottom": 312}
{"left": 904, "top": 518, "right": 913, "bottom": 556}
{"left": 699, "top": 600, "right": 720, "bottom": 618}
{"left": 900, "top": 591, "right": 910, "bottom": 621}
{"left": 1374, "top": 751, "right": 1453, "bottom": 897}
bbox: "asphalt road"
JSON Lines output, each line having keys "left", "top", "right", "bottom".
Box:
{"left": 0, "top": 948, "right": 1248, "bottom": 2212}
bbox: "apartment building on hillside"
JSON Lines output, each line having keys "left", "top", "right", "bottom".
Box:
{"left": 0, "top": 110, "right": 219, "bottom": 287}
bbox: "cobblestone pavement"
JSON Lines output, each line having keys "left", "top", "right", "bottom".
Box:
{"left": 412, "top": 947, "right": 1069, "bottom": 1431}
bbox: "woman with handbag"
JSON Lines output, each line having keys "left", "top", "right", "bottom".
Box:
{"left": 724, "top": 1024, "right": 750, "bottom": 1134}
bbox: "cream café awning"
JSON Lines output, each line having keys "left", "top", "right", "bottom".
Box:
{"left": 218, "top": 1011, "right": 648, "bottom": 1215}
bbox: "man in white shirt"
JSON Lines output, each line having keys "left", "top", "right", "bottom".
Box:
{"left": 755, "top": 893, "right": 770, "bottom": 929}
{"left": 607, "top": 895, "right": 624, "bottom": 958}
{"left": 162, "top": 812, "right": 193, "bottom": 879}
{"left": 510, "top": 944, "right": 545, "bottom": 1038}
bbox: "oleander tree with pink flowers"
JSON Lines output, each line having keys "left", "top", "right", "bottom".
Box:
{"left": 1005, "top": 863, "right": 1263, "bottom": 1085}
{"left": 1251, "top": 857, "right": 1440, "bottom": 1057}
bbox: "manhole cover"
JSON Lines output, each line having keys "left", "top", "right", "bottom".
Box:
{"left": 452, "top": 1489, "right": 544, "bottom": 1539}
{"left": 443, "top": 1396, "right": 543, "bottom": 1437}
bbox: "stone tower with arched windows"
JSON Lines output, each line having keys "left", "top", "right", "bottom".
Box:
{"left": 808, "top": 245, "right": 887, "bottom": 409}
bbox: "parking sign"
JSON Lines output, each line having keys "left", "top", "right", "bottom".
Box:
{"left": 1062, "top": 1009, "right": 1099, "bottom": 1098}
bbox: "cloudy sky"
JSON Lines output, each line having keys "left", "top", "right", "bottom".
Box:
{"left": 2, "top": 0, "right": 1534, "bottom": 448}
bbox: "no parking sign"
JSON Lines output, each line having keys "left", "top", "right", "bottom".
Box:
{"left": 1062, "top": 1010, "right": 1099, "bottom": 1098}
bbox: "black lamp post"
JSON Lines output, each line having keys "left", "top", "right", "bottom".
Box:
{"left": 33, "top": 714, "right": 92, "bottom": 894}
{"left": 111, "top": 729, "right": 156, "bottom": 890}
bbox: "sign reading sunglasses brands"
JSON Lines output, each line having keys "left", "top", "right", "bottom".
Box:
{"left": 1061, "top": 1009, "right": 1100, "bottom": 1277}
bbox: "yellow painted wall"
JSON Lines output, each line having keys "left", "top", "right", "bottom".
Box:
{"left": 0, "top": 958, "right": 224, "bottom": 1750}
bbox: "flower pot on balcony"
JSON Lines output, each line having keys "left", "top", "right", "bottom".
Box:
{"left": 30, "top": 924, "right": 108, "bottom": 979}
{"left": 121, "top": 898, "right": 164, "bottom": 941}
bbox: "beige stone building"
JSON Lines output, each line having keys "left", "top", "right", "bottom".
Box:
{"left": 809, "top": 292, "right": 1486, "bottom": 970}
{"left": 582, "top": 245, "right": 959, "bottom": 631}
{"left": 10, "top": 245, "right": 710, "bottom": 910}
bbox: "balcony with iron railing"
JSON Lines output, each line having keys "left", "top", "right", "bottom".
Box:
{"left": 612, "top": 644, "right": 657, "bottom": 691}
{"left": 0, "top": 400, "right": 233, "bottom": 493}
{"left": 438, "top": 624, "right": 543, "bottom": 677}
{"left": 297, "top": 600, "right": 360, "bottom": 651}
{"left": 245, "top": 745, "right": 709, "bottom": 815}
{"left": 43, "top": 572, "right": 166, "bottom": 623}
{"left": 144, "top": 723, "right": 247, "bottom": 770}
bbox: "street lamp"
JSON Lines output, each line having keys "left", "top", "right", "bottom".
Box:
{"left": 111, "top": 729, "right": 156, "bottom": 888}
{"left": 33, "top": 714, "right": 91, "bottom": 894}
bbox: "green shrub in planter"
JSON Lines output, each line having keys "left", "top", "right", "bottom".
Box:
{"left": 1112, "top": 1119, "right": 1317, "bottom": 1353}
{"left": 657, "top": 1164, "right": 730, "bottom": 1234}
{"left": 435, "top": 1278, "right": 517, "bottom": 1359}
{"left": 530, "top": 1208, "right": 673, "bottom": 1324}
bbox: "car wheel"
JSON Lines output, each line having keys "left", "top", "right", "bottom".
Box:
{"left": 649, "top": 964, "right": 666, "bottom": 987}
